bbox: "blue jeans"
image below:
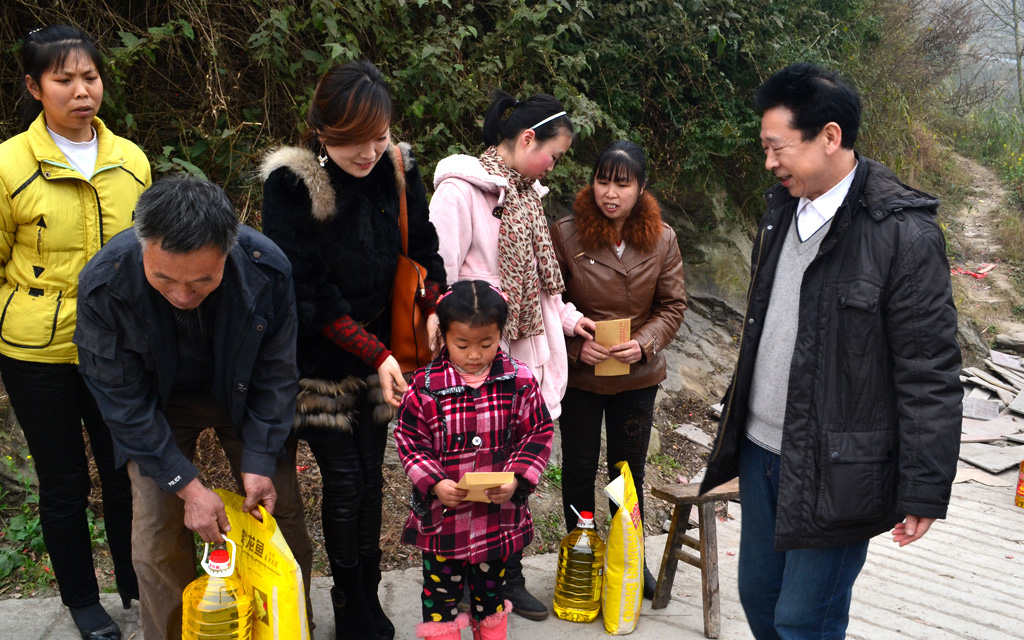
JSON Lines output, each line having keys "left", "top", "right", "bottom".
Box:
{"left": 738, "top": 438, "right": 869, "bottom": 640}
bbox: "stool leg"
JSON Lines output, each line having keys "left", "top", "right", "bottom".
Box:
{"left": 652, "top": 505, "right": 684, "bottom": 609}
{"left": 698, "top": 501, "right": 721, "bottom": 639}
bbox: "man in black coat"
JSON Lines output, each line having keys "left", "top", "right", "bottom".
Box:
{"left": 702, "top": 63, "right": 962, "bottom": 639}
{"left": 75, "top": 176, "right": 313, "bottom": 640}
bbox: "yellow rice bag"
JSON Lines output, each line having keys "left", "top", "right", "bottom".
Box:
{"left": 602, "top": 461, "right": 644, "bottom": 634}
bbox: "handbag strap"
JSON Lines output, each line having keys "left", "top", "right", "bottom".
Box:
{"left": 392, "top": 144, "right": 409, "bottom": 256}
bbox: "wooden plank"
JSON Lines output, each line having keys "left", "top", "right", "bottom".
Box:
{"left": 990, "top": 349, "right": 1024, "bottom": 372}
{"left": 966, "top": 378, "right": 1014, "bottom": 404}
{"left": 984, "top": 360, "right": 1024, "bottom": 390}
{"left": 958, "top": 443, "right": 1024, "bottom": 474}
{"left": 962, "top": 397, "right": 1004, "bottom": 420}
{"left": 966, "top": 366, "right": 1020, "bottom": 392}
{"left": 698, "top": 500, "right": 721, "bottom": 639}
{"left": 653, "top": 477, "right": 740, "bottom": 504}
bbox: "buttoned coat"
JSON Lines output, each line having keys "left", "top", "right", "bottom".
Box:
{"left": 395, "top": 348, "right": 553, "bottom": 563}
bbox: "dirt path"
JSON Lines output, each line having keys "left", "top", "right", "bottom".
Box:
{"left": 943, "top": 153, "right": 1024, "bottom": 350}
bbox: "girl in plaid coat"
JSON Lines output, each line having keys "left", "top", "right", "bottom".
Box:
{"left": 395, "top": 280, "right": 554, "bottom": 640}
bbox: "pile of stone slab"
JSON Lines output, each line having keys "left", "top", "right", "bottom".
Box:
{"left": 958, "top": 349, "right": 1024, "bottom": 482}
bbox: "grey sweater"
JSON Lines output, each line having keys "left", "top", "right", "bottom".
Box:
{"left": 746, "top": 215, "right": 832, "bottom": 453}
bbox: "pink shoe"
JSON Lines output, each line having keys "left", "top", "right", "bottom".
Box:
{"left": 416, "top": 612, "right": 469, "bottom": 640}
{"left": 471, "top": 601, "right": 512, "bottom": 640}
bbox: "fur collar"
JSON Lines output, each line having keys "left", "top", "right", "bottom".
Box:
{"left": 572, "top": 186, "right": 662, "bottom": 254}
{"left": 259, "top": 143, "right": 413, "bottom": 222}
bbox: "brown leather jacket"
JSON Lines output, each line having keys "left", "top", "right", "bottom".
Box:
{"left": 550, "top": 187, "right": 687, "bottom": 394}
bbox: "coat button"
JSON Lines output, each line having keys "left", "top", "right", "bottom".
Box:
{"left": 253, "top": 250, "right": 262, "bottom": 259}
{"left": 831, "top": 451, "right": 840, "bottom": 461}
{"left": 747, "top": 318, "right": 755, "bottom": 325}
{"left": 256, "top": 324, "right": 264, "bottom": 332}
{"left": 471, "top": 436, "right": 482, "bottom": 446}
{"left": 838, "top": 296, "right": 847, "bottom": 305}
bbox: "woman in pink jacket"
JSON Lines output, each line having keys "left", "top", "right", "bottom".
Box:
{"left": 428, "top": 90, "right": 593, "bottom": 620}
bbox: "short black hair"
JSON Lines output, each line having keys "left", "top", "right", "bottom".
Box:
{"left": 593, "top": 140, "right": 647, "bottom": 187}
{"left": 755, "top": 63, "right": 861, "bottom": 149}
{"left": 135, "top": 176, "right": 239, "bottom": 254}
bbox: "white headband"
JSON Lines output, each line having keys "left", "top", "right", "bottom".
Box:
{"left": 528, "top": 111, "right": 567, "bottom": 131}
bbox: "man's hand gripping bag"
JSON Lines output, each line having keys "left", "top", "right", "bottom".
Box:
{"left": 215, "top": 489, "right": 310, "bottom": 640}
{"left": 602, "top": 461, "right": 644, "bottom": 634}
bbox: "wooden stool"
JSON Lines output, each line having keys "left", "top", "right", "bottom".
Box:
{"left": 651, "top": 477, "right": 740, "bottom": 638}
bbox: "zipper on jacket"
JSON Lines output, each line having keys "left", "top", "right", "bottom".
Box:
{"left": 710, "top": 222, "right": 770, "bottom": 462}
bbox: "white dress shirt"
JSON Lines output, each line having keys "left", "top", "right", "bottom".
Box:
{"left": 796, "top": 162, "right": 858, "bottom": 241}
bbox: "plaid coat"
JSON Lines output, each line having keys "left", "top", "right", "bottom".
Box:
{"left": 395, "top": 348, "right": 553, "bottom": 563}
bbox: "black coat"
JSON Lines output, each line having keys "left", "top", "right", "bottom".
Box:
{"left": 702, "top": 156, "right": 963, "bottom": 550}
{"left": 260, "top": 144, "right": 445, "bottom": 381}
{"left": 75, "top": 226, "right": 299, "bottom": 491}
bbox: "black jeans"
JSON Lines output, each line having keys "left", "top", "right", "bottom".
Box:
{"left": 0, "top": 354, "right": 135, "bottom": 609}
{"left": 303, "top": 386, "right": 390, "bottom": 568}
{"left": 559, "top": 385, "right": 658, "bottom": 533}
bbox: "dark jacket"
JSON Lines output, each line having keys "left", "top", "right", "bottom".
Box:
{"left": 702, "top": 156, "right": 963, "bottom": 550}
{"left": 395, "top": 348, "right": 553, "bottom": 563}
{"left": 74, "top": 226, "right": 299, "bottom": 492}
{"left": 550, "top": 187, "right": 688, "bottom": 394}
{"left": 259, "top": 144, "right": 445, "bottom": 381}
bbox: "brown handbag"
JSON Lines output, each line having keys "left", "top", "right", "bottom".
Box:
{"left": 389, "top": 145, "right": 433, "bottom": 373}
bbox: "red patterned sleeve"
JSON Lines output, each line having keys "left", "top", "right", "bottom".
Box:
{"left": 321, "top": 316, "right": 391, "bottom": 369}
{"left": 418, "top": 280, "right": 443, "bottom": 316}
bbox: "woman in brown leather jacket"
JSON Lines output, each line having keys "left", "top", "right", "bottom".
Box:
{"left": 549, "top": 140, "right": 688, "bottom": 597}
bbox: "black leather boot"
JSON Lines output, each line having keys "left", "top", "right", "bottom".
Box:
{"left": 503, "top": 551, "right": 549, "bottom": 620}
{"left": 360, "top": 551, "right": 395, "bottom": 640}
{"left": 330, "top": 561, "right": 383, "bottom": 640}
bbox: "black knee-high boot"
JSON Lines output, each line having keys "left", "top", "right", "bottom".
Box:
{"left": 360, "top": 551, "right": 395, "bottom": 640}
{"left": 330, "top": 560, "right": 382, "bottom": 640}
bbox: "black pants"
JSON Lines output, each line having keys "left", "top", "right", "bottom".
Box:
{"left": 303, "top": 388, "right": 389, "bottom": 568}
{"left": 559, "top": 385, "right": 658, "bottom": 533}
{"left": 0, "top": 354, "right": 135, "bottom": 609}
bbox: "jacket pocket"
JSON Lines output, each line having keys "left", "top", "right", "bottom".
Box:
{"left": 498, "top": 500, "right": 528, "bottom": 531}
{"left": 0, "top": 287, "right": 62, "bottom": 349}
{"left": 834, "top": 280, "right": 882, "bottom": 358}
{"left": 411, "top": 489, "right": 446, "bottom": 535}
{"left": 816, "top": 429, "right": 896, "bottom": 527}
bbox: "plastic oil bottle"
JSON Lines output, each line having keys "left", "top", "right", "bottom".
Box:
{"left": 553, "top": 508, "right": 605, "bottom": 622}
{"left": 182, "top": 539, "right": 253, "bottom": 640}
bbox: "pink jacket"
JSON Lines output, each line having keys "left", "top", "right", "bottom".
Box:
{"left": 429, "top": 154, "right": 582, "bottom": 418}
{"left": 395, "top": 349, "right": 553, "bottom": 563}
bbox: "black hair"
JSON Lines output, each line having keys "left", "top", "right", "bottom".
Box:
{"left": 593, "top": 140, "right": 648, "bottom": 187}
{"left": 754, "top": 62, "right": 861, "bottom": 149}
{"left": 437, "top": 280, "right": 509, "bottom": 338}
{"left": 302, "top": 60, "right": 392, "bottom": 147}
{"left": 482, "top": 89, "right": 573, "bottom": 147}
{"left": 135, "top": 176, "right": 240, "bottom": 255}
{"left": 20, "top": 25, "right": 106, "bottom": 132}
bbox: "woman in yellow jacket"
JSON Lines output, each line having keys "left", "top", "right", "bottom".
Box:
{"left": 0, "top": 26, "right": 150, "bottom": 640}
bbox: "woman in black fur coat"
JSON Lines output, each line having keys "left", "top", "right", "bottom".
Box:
{"left": 260, "top": 61, "right": 445, "bottom": 640}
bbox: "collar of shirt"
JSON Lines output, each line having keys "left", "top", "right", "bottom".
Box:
{"left": 796, "top": 162, "right": 858, "bottom": 241}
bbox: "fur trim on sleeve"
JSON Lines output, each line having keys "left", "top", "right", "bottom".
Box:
{"left": 259, "top": 146, "right": 336, "bottom": 221}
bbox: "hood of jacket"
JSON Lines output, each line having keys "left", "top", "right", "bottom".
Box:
{"left": 432, "top": 153, "right": 549, "bottom": 198}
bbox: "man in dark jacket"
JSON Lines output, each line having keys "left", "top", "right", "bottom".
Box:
{"left": 702, "top": 63, "right": 962, "bottom": 639}
{"left": 74, "top": 176, "right": 313, "bottom": 640}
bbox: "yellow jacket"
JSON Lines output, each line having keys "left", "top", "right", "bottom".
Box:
{"left": 0, "top": 114, "right": 151, "bottom": 363}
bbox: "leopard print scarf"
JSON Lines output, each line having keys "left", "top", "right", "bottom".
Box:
{"left": 478, "top": 147, "right": 565, "bottom": 340}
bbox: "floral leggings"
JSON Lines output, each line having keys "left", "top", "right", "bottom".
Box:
{"left": 421, "top": 553, "right": 508, "bottom": 622}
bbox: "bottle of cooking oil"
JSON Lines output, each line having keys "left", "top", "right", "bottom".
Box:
{"left": 553, "top": 508, "right": 605, "bottom": 622}
{"left": 182, "top": 539, "right": 252, "bottom": 640}
{"left": 1016, "top": 460, "right": 1024, "bottom": 509}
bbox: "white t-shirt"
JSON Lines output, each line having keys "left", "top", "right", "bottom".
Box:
{"left": 48, "top": 126, "right": 98, "bottom": 180}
